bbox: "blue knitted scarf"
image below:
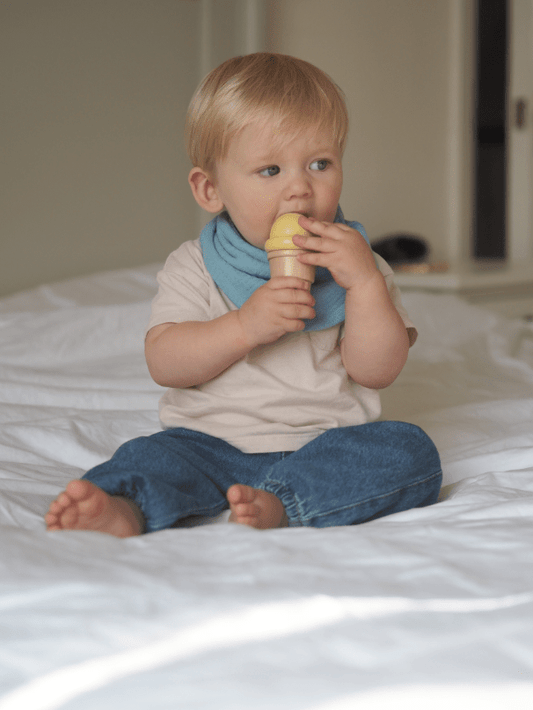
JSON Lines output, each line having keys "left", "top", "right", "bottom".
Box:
{"left": 200, "top": 206, "right": 369, "bottom": 331}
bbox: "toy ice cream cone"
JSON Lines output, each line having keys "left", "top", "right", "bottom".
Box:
{"left": 265, "top": 213, "right": 315, "bottom": 289}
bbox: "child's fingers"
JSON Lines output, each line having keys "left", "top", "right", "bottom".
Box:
{"left": 273, "top": 287, "right": 315, "bottom": 307}
{"left": 295, "top": 217, "right": 339, "bottom": 238}
{"left": 294, "top": 227, "right": 361, "bottom": 249}
{"left": 292, "top": 234, "right": 331, "bottom": 253}
{"left": 282, "top": 302, "right": 316, "bottom": 321}
{"left": 296, "top": 249, "right": 322, "bottom": 265}
{"left": 264, "top": 284, "right": 316, "bottom": 323}
{"left": 297, "top": 215, "right": 340, "bottom": 236}
{"left": 298, "top": 216, "right": 363, "bottom": 242}
{"left": 267, "top": 276, "right": 314, "bottom": 292}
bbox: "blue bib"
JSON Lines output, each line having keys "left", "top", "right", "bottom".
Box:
{"left": 200, "top": 206, "right": 369, "bottom": 332}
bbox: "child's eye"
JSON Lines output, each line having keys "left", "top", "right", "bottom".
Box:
{"left": 310, "top": 159, "right": 329, "bottom": 171}
{"left": 259, "top": 165, "right": 280, "bottom": 177}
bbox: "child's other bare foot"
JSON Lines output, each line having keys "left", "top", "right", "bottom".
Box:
{"left": 45, "top": 480, "right": 143, "bottom": 537}
{"left": 227, "top": 484, "right": 288, "bottom": 529}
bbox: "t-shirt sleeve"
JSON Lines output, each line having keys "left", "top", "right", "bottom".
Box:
{"left": 146, "top": 240, "right": 213, "bottom": 333}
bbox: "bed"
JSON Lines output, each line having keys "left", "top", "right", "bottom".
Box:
{"left": 1, "top": 263, "right": 532, "bottom": 710}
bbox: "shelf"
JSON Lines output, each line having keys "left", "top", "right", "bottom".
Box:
{"left": 393, "top": 261, "right": 533, "bottom": 319}
{"left": 393, "top": 261, "right": 533, "bottom": 297}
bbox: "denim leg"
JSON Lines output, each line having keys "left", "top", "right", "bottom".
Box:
{"left": 83, "top": 428, "right": 281, "bottom": 533}
{"left": 262, "top": 422, "right": 442, "bottom": 527}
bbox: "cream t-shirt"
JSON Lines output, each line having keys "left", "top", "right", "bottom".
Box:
{"left": 147, "top": 239, "right": 416, "bottom": 454}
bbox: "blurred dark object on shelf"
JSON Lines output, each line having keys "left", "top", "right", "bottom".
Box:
{"left": 371, "top": 234, "right": 429, "bottom": 265}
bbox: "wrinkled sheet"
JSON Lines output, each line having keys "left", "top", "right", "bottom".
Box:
{"left": 1, "top": 265, "right": 532, "bottom": 709}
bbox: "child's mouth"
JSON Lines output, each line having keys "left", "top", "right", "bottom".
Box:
{"left": 289, "top": 211, "right": 310, "bottom": 219}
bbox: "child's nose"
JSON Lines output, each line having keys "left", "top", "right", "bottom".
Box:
{"left": 284, "top": 171, "right": 312, "bottom": 200}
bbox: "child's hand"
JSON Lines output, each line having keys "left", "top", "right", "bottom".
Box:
{"left": 293, "top": 216, "right": 378, "bottom": 292}
{"left": 238, "top": 277, "right": 316, "bottom": 348}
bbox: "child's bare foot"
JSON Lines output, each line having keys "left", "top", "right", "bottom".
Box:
{"left": 45, "top": 480, "right": 143, "bottom": 537}
{"left": 227, "top": 484, "right": 288, "bottom": 529}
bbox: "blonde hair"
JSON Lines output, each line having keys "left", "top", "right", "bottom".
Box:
{"left": 185, "top": 52, "right": 349, "bottom": 175}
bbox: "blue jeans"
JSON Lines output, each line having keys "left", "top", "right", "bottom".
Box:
{"left": 83, "top": 422, "right": 442, "bottom": 533}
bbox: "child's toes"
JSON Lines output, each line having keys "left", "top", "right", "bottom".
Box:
{"left": 235, "top": 502, "right": 260, "bottom": 518}
{"left": 227, "top": 484, "right": 254, "bottom": 505}
{"left": 56, "top": 491, "right": 74, "bottom": 509}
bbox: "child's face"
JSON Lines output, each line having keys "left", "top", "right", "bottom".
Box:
{"left": 211, "top": 121, "right": 343, "bottom": 249}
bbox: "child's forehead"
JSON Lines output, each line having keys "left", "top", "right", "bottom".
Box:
{"left": 231, "top": 118, "right": 336, "bottom": 156}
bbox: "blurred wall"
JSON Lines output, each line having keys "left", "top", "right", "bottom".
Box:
{"left": 1, "top": 0, "right": 202, "bottom": 297}
{"left": 1, "top": 0, "right": 471, "bottom": 297}
{"left": 267, "top": 0, "right": 471, "bottom": 263}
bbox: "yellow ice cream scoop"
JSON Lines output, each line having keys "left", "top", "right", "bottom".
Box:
{"left": 265, "top": 213, "right": 316, "bottom": 286}
{"left": 265, "top": 213, "right": 311, "bottom": 251}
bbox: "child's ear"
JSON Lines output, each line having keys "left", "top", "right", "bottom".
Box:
{"left": 188, "top": 167, "right": 224, "bottom": 214}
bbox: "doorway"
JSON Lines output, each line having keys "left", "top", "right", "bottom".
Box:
{"left": 473, "top": 0, "right": 508, "bottom": 260}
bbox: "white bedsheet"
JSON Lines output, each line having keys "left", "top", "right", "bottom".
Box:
{"left": 1, "top": 266, "right": 532, "bottom": 709}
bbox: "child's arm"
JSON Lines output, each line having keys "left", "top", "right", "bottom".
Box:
{"left": 295, "top": 216, "right": 409, "bottom": 389}
{"left": 341, "top": 272, "right": 409, "bottom": 388}
{"left": 145, "top": 276, "right": 315, "bottom": 388}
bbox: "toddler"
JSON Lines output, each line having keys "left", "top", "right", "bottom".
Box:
{"left": 46, "top": 53, "right": 442, "bottom": 536}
